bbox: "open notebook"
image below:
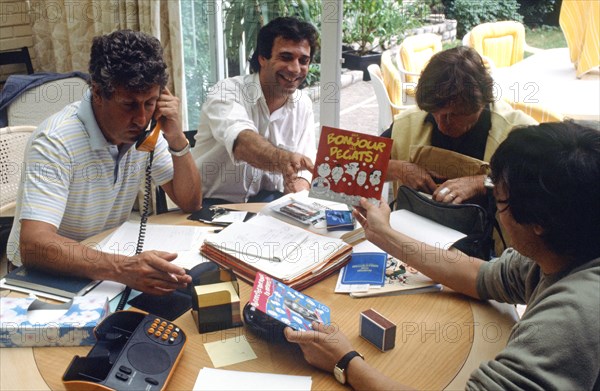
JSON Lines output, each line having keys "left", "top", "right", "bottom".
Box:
{"left": 201, "top": 215, "right": 352, "bottom": 290}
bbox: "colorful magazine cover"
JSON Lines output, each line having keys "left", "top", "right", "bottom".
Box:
{"left": 248, "top": 273, "right": 331, "bottom": 331}
{"left": 309, "top": 126, "right": 393, "bottom": 206}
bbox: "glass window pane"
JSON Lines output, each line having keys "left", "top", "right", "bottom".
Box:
{"left": 181, "top": 1, "right": 211, "bottom": 131}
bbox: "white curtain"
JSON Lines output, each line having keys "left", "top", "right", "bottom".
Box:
{"left": 28, "top": 0, "right": 187, "bottom": 126}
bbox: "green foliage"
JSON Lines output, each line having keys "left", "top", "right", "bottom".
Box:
{"left": 517, "top": 0, "right": 556, "bottom": 27}
{"left": 446, "top": 0, "right": 523, "bottom": 38}
{"left": 342, "top": 0, "right": 428, "bottom": 55}
{"left": 303, "top": 63, "right": 321, "bottom": 87}
{"left": 525, "top": 26, "right": 566, "bottom": 50}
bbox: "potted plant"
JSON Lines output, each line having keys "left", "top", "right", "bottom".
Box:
{"left": 342, "top": 0, "right": 427, "bottom": 81}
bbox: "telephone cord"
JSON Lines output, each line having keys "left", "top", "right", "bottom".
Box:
{"left": 116, "top": 151, "right": 154, "bottom": 311}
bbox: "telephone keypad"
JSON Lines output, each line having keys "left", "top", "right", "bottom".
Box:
{"left": 145, "top": 319, "right": 183, "bottom": 346}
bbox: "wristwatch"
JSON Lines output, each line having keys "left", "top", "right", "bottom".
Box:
{"left": 168, "top": 139, "right": 190, "bottom": 157}
{"left": 333, "top": 350, "right": 364, "bottom": 385}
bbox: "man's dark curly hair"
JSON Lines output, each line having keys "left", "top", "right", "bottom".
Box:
{"left": 88, "top": 30, "right": 168, "bottom": 98}
{"left": 490, "top": 121, "right": 600, "bottom": 262}
{"left": 249, "top": 17, "right": 319, "bottom": 73}
{"left": 416, "top": 46, "right": 494, "bottom": 114}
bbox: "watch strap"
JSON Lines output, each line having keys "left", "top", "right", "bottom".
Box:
{"left": 168, "top": 139, "right": 190, "bottom": 157}
{"left": 334, "top": 350, "right": 364, "bottom": 384}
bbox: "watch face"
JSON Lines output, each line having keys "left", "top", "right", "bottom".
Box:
{"left": 333, "top": 367, "right": 346, "bottom": 384}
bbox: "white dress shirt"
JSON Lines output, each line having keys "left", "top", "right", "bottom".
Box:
{"left": 191, "top": 73, "right": 316, "bottom": 203}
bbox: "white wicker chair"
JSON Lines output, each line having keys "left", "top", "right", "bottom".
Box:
{"left": 0, "top": 125, "right": 35, "bottom": 215}
{"left": 367, "top": 64, "right": 413, "bottom": 133}
{"left": 0, "top": 125, "right": 36, "bottom": 257}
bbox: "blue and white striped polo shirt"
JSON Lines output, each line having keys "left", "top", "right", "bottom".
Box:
{"left": 7, "top": 90, "right": 174, "bottom": 265}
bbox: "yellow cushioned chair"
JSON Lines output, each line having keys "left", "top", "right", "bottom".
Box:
{"left": 397, "top": 33, "right": 442, "bottom": 95}
{"left": 463, "top": 21, "right": 542, "bottom": 70}
{"left": 380, "top": 49, "right": 415, "bottom": 115}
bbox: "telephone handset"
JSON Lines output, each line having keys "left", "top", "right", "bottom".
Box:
{"left": 136, "top": 118, "right": 161, "bottom": 152}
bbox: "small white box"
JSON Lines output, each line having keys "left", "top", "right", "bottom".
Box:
{"left": 0, "top": 296, "right": 109, "bottom": 347}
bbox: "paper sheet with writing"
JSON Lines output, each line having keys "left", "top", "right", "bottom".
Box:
{"left": 100, "top": 221, "right": 215, "bottom": 269}
{"left": 389, "top": 209, "right": 467, "bottom": 250}
{"left": 193, "top": 368, "right": 312, "bottom": 391}
{"left": 205, "top": 215, "right": 347, "bottom": 281}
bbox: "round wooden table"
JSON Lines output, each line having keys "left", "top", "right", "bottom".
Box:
{"left": 2, "top": 209, "right": 518, "bottom": 390}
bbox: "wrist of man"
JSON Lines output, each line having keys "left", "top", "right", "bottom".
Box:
{"left": 273, "top": 148, "right": 289, "bottom": 173}
{"left": 345, "top": 353, "right": 366, "bottom": 386}
{"left": 333, "top": 350, "right": 364, "bottom": 384}
{"left": 168, "top": 138, "right": 191, "bottom": 157}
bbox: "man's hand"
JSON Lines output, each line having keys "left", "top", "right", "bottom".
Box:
{"left": 284, "top": 177, "right": 310, "bottom": 194}
{"left": 432, "top": 175, "right": 486, "bottom": 204}
{"left": 154, "top": 88, "right": 187, "bottom": 150}
{"left": 352, "top": 198, "right": 393, "bottom": 248}
{"left": 116, "top": 250, "right": 191, "bottom": 295}
{"left": 276, "top": 149, "right": 314, "bottom": 182}
{"left": 284, "top": 322, "right": 355, "bottom": 372}
{"left": 233, "top": 131, "right": 314, "bottom": 180}
{"left": 387, "top": 160, "right": 444, "bottom": 194}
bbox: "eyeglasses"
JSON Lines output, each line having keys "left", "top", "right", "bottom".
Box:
{"left": 495, "top": 198, "right": 510, "bottom": 213}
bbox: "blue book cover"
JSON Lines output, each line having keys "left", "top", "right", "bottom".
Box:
{"left": 341, "top": 252, "right": 387, "bottom": 286}
{"left": 249, "top": 273, "right": 331, "bottom": 331}
{"left": 325, "top": 210, "right": 355, "bottom": 231}
{"left": 4, "top": 266, "right": 97, "bottom": 298}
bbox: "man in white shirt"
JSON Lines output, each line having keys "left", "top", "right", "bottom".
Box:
{"left": 191, "top": 17, "right": 319, "bottom": 205}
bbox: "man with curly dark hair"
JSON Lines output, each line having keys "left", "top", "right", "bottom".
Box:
{"left": 192, "top": 17, "right": 320, "bottom": 205}
{"left": 7, "top": 30, "right": 201, "bottom": 295}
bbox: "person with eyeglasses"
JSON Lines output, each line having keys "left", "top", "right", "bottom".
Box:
{"left": 286, "top": 121, "right": 600, "bottom": 390}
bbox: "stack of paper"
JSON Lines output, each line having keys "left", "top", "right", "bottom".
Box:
{"left": 201, "top": 215, "right": 352, "bottom": 290}
{"left": 100, "top": 221, "right": 215, "bottom": 269}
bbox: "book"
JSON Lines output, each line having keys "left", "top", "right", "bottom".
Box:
{"left": 334, "top": 241, "right": 441, "bottom": 297}
{"left": 309, "top": 126, "right": 393, "bottom": 206}
{"left": 325, "top": 210, "right": 355, "bottom": 231}
{"left": 341, "top": 252, "right": 386, "bottom": 286}
{"left": 350, "top": 256, "right": 442, "bottom": 298}
{"left": 200, "top": 215, "right": 352, "bottom": 290}
{"left": 248, "top": 272, "right": 330, "bottom": 331}
{"left": 3, "top": 266, "right": 99, "bottom": 299}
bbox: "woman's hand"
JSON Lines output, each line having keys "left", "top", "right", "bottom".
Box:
{"left": 432, "top": 175, "right": 486, "bottom": 204}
